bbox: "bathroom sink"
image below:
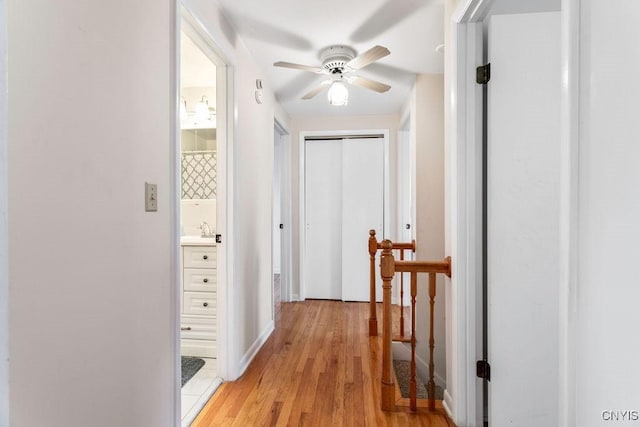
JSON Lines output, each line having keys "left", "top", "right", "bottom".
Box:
{"left": 180, "top": 235, "right": 216, "bottom": 245}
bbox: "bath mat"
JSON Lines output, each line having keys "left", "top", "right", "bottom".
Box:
{"left": 181, "top": 356, "right": 206, "bottom": 387}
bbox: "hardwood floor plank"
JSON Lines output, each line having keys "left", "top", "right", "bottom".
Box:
{"left": 191, "top": 300, "right": 455, "bottom": 427}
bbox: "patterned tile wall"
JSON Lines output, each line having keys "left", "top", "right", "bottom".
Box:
{"left": 181, "top": 151, "right": 216, "bottom": 199}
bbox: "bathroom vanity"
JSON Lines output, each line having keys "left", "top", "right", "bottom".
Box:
{"left": 180, "top": 237, "right": 217, "bottom": 358}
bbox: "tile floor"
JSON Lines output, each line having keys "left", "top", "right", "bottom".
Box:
{"left": 181, "top": 357, "right": 222, "bottom": 427}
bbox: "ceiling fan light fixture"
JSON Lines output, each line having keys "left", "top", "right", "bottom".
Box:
{"left": 328, "top": 81, "right": 349, "bottom": 106}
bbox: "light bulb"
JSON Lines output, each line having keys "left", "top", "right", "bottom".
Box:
{"left": 328, "top": 81, "right": 348, "bottom": 106}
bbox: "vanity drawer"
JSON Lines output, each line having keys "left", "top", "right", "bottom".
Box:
{"left": 183, "top": 268, "right": 217, "bottom": 292}
{"left": 183, "top": 246, "right": 216, "bottom": 268}
{"left": 180, "top": 315, "right": 216, "bottom": 340}
{"left": 183, "top": 291, "right": 216, "bottom": 316}
{"left": 180, "top": 338, "right": 216, "bottom": 358}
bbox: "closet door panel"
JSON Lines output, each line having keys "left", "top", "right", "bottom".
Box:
{"left": 341, "top": 138, "right": 384, "bottom": 302}
{"left": 304, "top": 140, "right": 343, "bottom": 300}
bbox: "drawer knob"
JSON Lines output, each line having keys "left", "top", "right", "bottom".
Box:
{"left": 203, "top": 302, "right": 209, "bottom": 307}
{"left": 203, "top": 255, "right": 208, "bottom": 260}
{"left": 203, "top": 278, "right": 208, "bottom": 283}
{"left": 181, "top": 327, "right": 192, "bottom": 331}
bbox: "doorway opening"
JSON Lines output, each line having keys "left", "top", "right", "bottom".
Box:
{"left": 273, "top": 122, "right": 291, "bottom": 320}
{"left": 176, "top": 7, "right": 231, "bottom": 426}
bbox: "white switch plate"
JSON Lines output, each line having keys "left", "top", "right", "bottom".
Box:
{"left": 145, "top": 182, "right": 158, "bottom": 212}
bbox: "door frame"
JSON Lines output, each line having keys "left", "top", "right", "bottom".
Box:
{"left": 0, "top": 0, "right": 8, "bottom": 423}
{"left": 273, "top": 120, "right": 292, "bottom": 303}
{"left": 449, "top": 0, "right": 577, "bottom": 425}
{"left": 298, "top": 129, "right": 390, "bottom": 301}
{"left": 174, "top": 2, "right": 236, "bottom": 418}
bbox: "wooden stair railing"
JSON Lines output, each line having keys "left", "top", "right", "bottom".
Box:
{"left": 379, "top": 239, "right": 451, "bottom": 412}
{"left": 368, "top": 229, "right": 415, "bottom": 337}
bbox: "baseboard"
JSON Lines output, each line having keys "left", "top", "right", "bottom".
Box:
{"left": 236, "top": 320, "right": 274, "bottom": 377}
{"left": 391, "top": 342, "right": 446, "bottom": 389}
{"left": 292, "top": 293, "right": 300, "bottom": 301}
{"left": 443, "top": 389, "right": 454, "bottom": 421}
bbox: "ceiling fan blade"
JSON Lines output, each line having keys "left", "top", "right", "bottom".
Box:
{"left": 348, "top": 76, "right": 391, "bottom": 93}
{"left": 301, "top": 80, "right": 332, "bottom": 99}
{"left": 346, "top": 45, "right": 390, "bottom": 70}
{"left": 274, "top": 61, "right": 325, "bottom": 73}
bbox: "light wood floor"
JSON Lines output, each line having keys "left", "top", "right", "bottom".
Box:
{"left": 191, "top": 300, "right": 455, "bottom": 426}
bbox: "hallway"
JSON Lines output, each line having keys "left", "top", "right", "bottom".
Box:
{"left": 191, "top": 300, "right": 454, "bottom": 426}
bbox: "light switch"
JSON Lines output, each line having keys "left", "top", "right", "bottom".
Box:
{"left": 145, "top": 182, "right": 158, "bottom": 212}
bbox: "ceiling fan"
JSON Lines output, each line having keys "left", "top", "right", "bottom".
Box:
{"left": 274, "top": 45, "right": 391, "bottom": 103}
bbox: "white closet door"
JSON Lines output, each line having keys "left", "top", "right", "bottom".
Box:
{"left": 304, "top": 139, "right": 342, "bottom": 299}
{"left": 341, "top": 138, "right": 384, "bottom": 302}
{"left": 487, "top": 12, "right": 561, "bottom": 425}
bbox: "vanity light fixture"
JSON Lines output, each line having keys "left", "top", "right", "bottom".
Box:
{"left": 180, "top": 97, "right": 188, "bottom": 120}
{"left": 327, "top": 81, "right": 349, "bottom": 106}
{"left": 194, "top": 95, "right": 213, "bottom": 122}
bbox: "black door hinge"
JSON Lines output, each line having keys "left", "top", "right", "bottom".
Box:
{"left": 476, "top": 360, "right": 491, "bottom": 381}
{"left": 279, "top": 223, "right": 284, "bottom": 229}
{"left": 215, "top": 234, "right": 222, "bottom": 244}
{"left": 476, "top": 64, "right": 491, "bottom": 84}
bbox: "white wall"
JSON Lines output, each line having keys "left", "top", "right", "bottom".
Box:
{"left": 0, "top": 0, "right": 9, "bottom": 424}
{"left": 571, "top": 1, "right": 640, "bottom": 425}
{"left": 401, "top": 74, "right": 447, "bottom": 388}
{"left": 290, "top": 114, "right": 399, "bottom": 300}
{"left": 6, "top": 1, "right": 290, "bottom": 426}
{"left": 181, "top": 0, "right": 291, "bottom": 378}
{"left": 7, "top": 1, "right": 177, "bottom": 425}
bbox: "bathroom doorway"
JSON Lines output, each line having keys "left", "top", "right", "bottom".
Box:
{"left": 177, "top": 8, "right": 230, "bottom": 426}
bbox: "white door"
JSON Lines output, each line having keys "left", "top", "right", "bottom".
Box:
{"left": 487, "top": 12, "right": 561, "bottom": 425}
{"left": 304, "top": 139, "right": 343, "bottom": 299}
{"left": 304, "top": 137, "right": 384, "bottom": 301}
{"left": 341, "top": 138, "right": 384, "bottom": 302}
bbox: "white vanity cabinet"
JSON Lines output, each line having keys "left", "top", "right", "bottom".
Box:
{"left": 180, "top": 242, "right": 217, "bottom": 358}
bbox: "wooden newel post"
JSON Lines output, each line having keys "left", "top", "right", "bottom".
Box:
{"left": 380, "top": 239, "right": 396, "bottom": 411}
{"left": 368, "top": 229, "right": 378, "bottom": 336}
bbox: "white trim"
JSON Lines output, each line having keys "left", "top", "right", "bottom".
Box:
{"left": 273, "top": 121, "right": 292, "bottom": 303}
{"left": 237, "top": 321, "right": 274, "bottom": 376}
{"left": 453, "top": 0, "right": 495, "bottom": 23}
{"left": 443, "top": 390, "right": 454, "bottom": 421}
{"left": 298, "top": 129, "right": 390, "bottom": 301}
{"left": 559, "top": 0, "right": 579, "bottom": 425}
{"left": 0, "top": 0, "right": 9, "bottom": 423}
{"left": 170, "top": 2, "right": 180, "bottom": 426}
{"left": 448, "top": 0, "right": 493, "bottom": 425}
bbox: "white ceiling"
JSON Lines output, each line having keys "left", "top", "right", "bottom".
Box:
{"left": 216, "top": 0, "right": 445, "bottom": 118}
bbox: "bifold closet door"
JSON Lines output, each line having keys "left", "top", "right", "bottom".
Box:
{"left": 304, "top": 137, "right": 384, "bottom": 301}
{"left": 304, "top": 139, "right": 343, "bottom": 300}
{"left": 487, "top": 12, "right": 561, "bottom": 425}
{"left": 341, "top": 138, "right": 383, "bottom": 302}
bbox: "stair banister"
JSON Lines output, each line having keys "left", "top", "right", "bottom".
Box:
{"left": 379, "top": 238, "right": 451, "bottom": 412}
{"left": 368, "top": 229, "right": 415, "bottom": 337}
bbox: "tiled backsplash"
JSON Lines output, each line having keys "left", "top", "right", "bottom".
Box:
{"left": 181, "top": 151, "right": 216, "bottom": 199}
